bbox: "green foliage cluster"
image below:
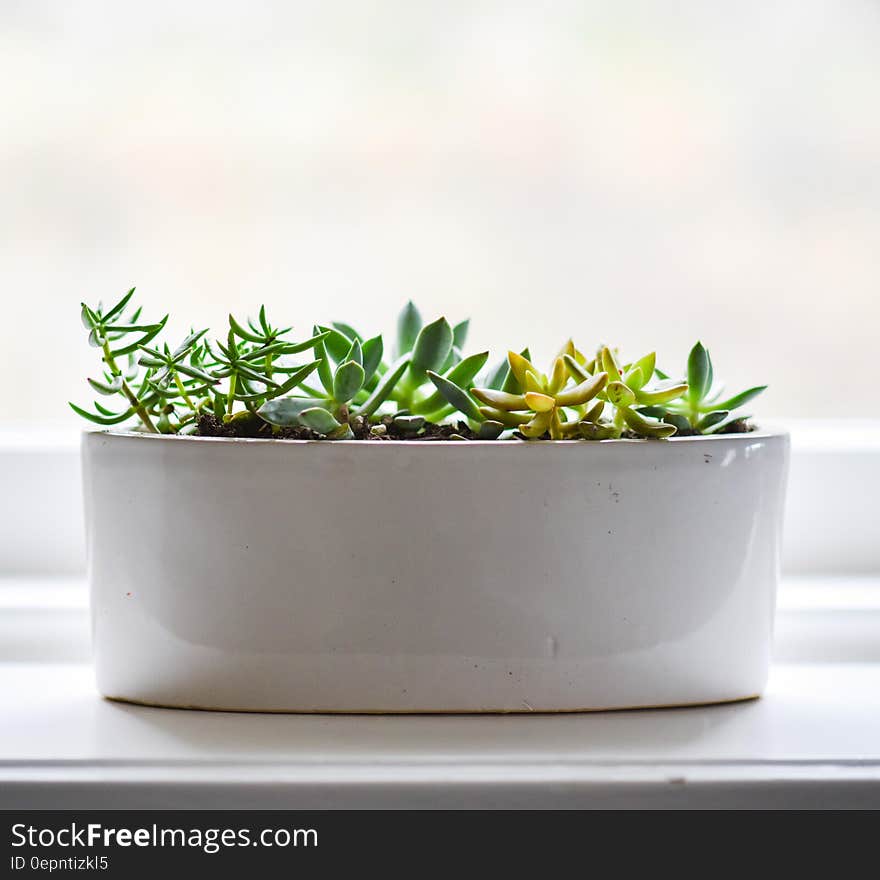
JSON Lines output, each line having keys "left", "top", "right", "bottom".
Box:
{"left": 73, "top": 290, "right": 765, "bottom": 440}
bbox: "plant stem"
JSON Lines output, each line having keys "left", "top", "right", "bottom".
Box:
{"left": 394, "top": 375, "right": 414, "bottom": 411}
{"left": 174, "top": 373, "right": 196, "bottom": 411}
{"left": 226, "top": 374, "right": 237, "bottom": 416}
{"left": 101, "top": 340, "right": 158, "bottom": 432}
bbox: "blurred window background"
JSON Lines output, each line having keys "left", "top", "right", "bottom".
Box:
{"left": 2, "top": 0, "right": 878, "bottom": 426}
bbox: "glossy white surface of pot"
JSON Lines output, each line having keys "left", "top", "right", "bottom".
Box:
{"left": 83, "top": 429, "right": 789, "bottom": 712}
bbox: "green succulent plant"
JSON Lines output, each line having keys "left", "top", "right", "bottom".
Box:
{"left": 565, "top": 346, "right": 688, "bottom": 439}
{"left": 639, "top": 341, "right": 766, "bottom": 434}
{"left": 426, "top": 346, "right": 555, "bottom": 439}
{"left": 428, "top": 340, "right": 688, "bottom": 440}
{"left": 72, "top": 290, "right": 766, "bottom": 441}
{"left": 71, "top": 289, "right": 168, "bottom": 432}
{"left": 258, "top": 302, "right": 487, "bottom": 438}
{"left": 421, "top": 370, "right": 504, "bottom": 439}
{"left": 136, "top": 329, "right": 217, "bottom": 433}
{"left": 72, "top": 292, "right": 325, "bottom": 433}
{"left": 258, "top": 326, "right": 409, "bottom": 438}
{"left": 466, "top": 348, "right": 609, "bottom": 439}
{"left": 202, "top": 327, "right": 320, "bottom": 428}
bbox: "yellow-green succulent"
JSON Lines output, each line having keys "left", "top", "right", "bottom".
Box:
{"left": 470, "top": 347, "right": 608, "bottom": 440}
{"left": 565, "top": 346, "right": 688, "bottom": 439}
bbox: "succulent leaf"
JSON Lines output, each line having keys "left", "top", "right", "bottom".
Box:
{"left": 524, "top": 392, "right": 555, "bottom": 413}
{"left": 87, "top": 376, "right": 123, "bottom": 396}
{"left": 396, "top": 301, "right": 422, "bottom": 356}
{"left": 600, "top": 347, "right": 622, "bottom": 384}
{"left": 345, "top": 338, "right": 363, "bottom": 367}
{"left": 507, "top": 350, "right": 535, "bottom": 390}
{"left": 299, "top": 407, "right": 342, "bottom": 434}
{"left": 483, "top": 358, "right": 509, "bottom": 390}
{"left": 257, "top": 397, "right": 323, "bottom": 427}
{"left": 520, "top": 410, "right": 552, "bottom": 438}
{"left": 452, "top": 319, "right": 470, "bottom": 349}
{"left": 278, "top": 333, "right": 331, "bottom": 355}
{"left": 361, "top": 335, "right": 384, "bottom": 384}
{"left": 229, "top": 313, "right": 265, "bottom": 344}
{"left": 500, "top": 348, "right": 530, "bottom": 393}
{"left": 606, "top": 381, "right": 636, "bottom": 408}
{"left": 563, "top": 354, "right": 591, "bottom": 383}
{"left": 622, "top": 407, "right": 677, "bottom": 438}
{"left": 443, "top": 350, "right": 488, "bottom": 386}
{"left": 410, "top": 317, "right": 454, "bottom": 379}
{"left": 709, "top": 385, "right": 766, "bottom": 412}
{"left": 477, "top": 406, "right": 532, "bottom": 427}
{"left": 439, "top": 344, "right": 462, "bottom": 374}
{"left": 332, "top": 321, "right": 362, "bottom": 342}
{"left": 555, "top": 373, "right": 607, "bottom": 408}
{"left": 629, "top": 352, "right": 655, "bottom": 389}
{"left": 584, "top": 399, "right": 605, "bottom": 422}
{"left": 68, "top": 401, "right": 135, "bottom": 425}
{"left": 687, "top": 341, "right": 713, "bottom": 404}
{"left": 663, "top": 413, "right": 691, "bottom": 432}
{"left": 109, "top": 315, "right": 169, "bottom": 357}
{"left": 703, "top": 412, "right": 749, "bottom": 435}
{"left": 471, "top": 388, "right": 528, "bottom": 410}
{"left": 425, "top": 371, "right": 483, "bottom": 421}
{"left": 358, "top": 355, "right": 410, "bottom": 418}
{"left": 634, "top": 380, "right": 688, "bottom": 406}
{"left": 269, "top": 361, "right": 321, "bottom": 399}
{"left": 549, "top": 357, "right": 567, "bottom": 394}
{"left": 101, "top": 288, "right": 137, "bottom": 323}
{"left": 477, "top": 420, "right": 505, "bottom": 439}
{"left": 696, "top": 410, "right": 730, "bottom": 431}
{"left": 523, "top": 370, "right": 544, "bottom": 393}
{"left": 333, "top": 360, "right": 366, "bottom": 403}
{"left": 623, "top": 366, "right": 644, "bottom": 389}
{"left": 578, "top": 421, "right": 617, "bottom": 440}
{"left": 414, "top": 351, "right": 489, "bottom": 413}
{"left": 317, "top": 325, "right": 353, "bottom": 364}
{"left": 635, "top": 405, "right": 666, "bottom": 419}
{"left": 80, "top": 303, "right": 97, "bottom": 330}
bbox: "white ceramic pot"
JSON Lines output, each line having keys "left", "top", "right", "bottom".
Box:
{"left": 83, "top": 429, "right": 789, "bottom": 713}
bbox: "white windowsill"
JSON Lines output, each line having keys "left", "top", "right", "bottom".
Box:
{"left": 2, "top": 660, "right": 878, "bottom": 809}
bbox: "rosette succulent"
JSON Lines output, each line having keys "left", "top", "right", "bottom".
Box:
{"left": 565, "top": 346, "right": 688, "bottom": 439}
{"left": 468, "top": 348, "right": 608, "bottom": 439}
{"left": 257, "top": 325, "right": 408, "bottom": 438}
{"left": 639, "top": 342, "right": 767, "bottom": 435}
{"left": 258, "top": 301, "right": 488, "bottom": 438}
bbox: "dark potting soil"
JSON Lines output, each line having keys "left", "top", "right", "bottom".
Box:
{"left": 196, "top": 412, "right": 755, "bottom": 441}
{"left": 196, "top": 412, "right": 479, "bottom": 441}
{"left": 197, "top": 412, "right": 318, "bottom": 439}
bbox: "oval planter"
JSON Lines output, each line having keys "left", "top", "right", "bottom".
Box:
{"left": 82, "top": 428, "right": 789, "bottom": 713}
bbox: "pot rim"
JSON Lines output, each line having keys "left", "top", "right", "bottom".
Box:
{"left": 84, "top": 424, "right": 789, "bottom": 446}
